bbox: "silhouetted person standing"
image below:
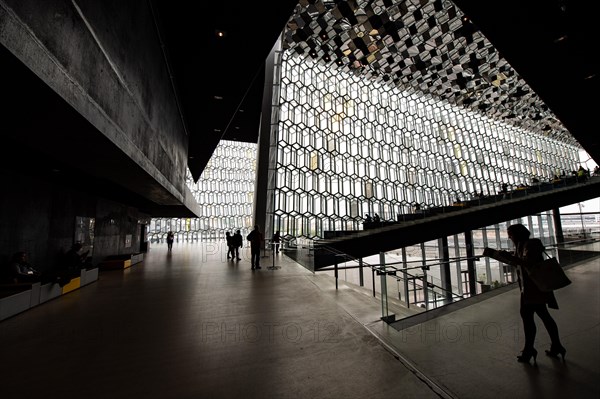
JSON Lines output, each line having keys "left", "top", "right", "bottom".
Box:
{"left": 247, "top": 225, "right": 263, "bottom": 270}
{"left": 166, "top": 231, "right": 174, "bottom": 251}
{"left": 271, "top": 230, "right": 281, "bottom": 253}
{"left": 484, "top": 223, "right": 565, "bottom": 364}
{"left": 233, "top": 230, "right": 243, "bottom": 260}
{"left": 225, "top": 232, "right": 234, "bottom": 259}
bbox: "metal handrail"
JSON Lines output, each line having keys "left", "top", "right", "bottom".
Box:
{"left": 316, "top": 243, "right": 475, "bottom": 313}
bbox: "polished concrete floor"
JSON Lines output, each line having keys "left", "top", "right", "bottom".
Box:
{"left": 1, "top": 241, "right": 598, "bottom": 398}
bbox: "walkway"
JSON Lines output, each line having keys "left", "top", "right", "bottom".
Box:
{"left": 1, "top": 241, "right": 598, "bottom": 398}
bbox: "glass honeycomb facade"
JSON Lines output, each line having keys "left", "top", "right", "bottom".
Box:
{"left": 148, "top": 140, "right": 257, "bottom": 242}
{"left": 268, "top": 52, "right": 581, "bottom": 239}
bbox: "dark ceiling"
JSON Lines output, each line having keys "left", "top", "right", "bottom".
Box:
{"left": 153, "top": 0, "right": 300, "bottom": 181}
{"left": 155, "top": 0, "right": 598, "bottom": 183}
{"left": 452, "top": 0, "right": 598, "bottom": 163}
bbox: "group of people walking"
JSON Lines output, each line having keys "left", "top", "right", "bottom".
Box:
{"left": 225, "top": 230, "right": 243, "bottom": 261}
{"left": 225, "top": 225, "right": 282, "bottom": 270}
{"left": 165, "top": 225, "right": 282, "bottom": 271}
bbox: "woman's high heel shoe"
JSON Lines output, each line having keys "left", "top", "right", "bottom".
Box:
{"left": 545, "top": 345, "right": 566, "bottom": 361}
{"left": 517, "top": 348, "right": 538, "bottom": 365}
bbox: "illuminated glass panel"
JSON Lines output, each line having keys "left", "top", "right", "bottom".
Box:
{"left": 149, "top": 140, "right": 257, "bottom": 242}
{"left": 270, "top": 53, "right": 581, "bottom": 239}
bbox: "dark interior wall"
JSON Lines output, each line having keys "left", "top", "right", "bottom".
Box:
{"left": 93, "top": 199, "right": 145, "bottom": 262}
{"left": 46, "top": 181, "right": 97, "bottom": 269}
{"left": 0, "top": 171, "right": 52, "bottom": 271}
{"left": 64, "top": 0, "right": 189, "bottom": 187}
{"left": 0, "top": 0, "right": 192, "bottom": 268}
{"left": 0, "top": 169, "right": 149, "bottom": 272}
{"left": 0, "top": 0, "right": 190, "bottom": 205}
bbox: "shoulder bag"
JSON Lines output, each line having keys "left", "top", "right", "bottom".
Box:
{"left": 525, "top": 251, "right": 572, "bottom": 292}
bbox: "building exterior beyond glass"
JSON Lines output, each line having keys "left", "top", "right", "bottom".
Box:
{"left": 268, "top": 52, "right": 581, "bottom": 239}
{"left": 149, "top": 140, "right": 257, "bottom": 242}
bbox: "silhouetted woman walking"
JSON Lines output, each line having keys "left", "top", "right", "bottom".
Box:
{"left": 485, "top": 223, "right": 566, "bottom": 364}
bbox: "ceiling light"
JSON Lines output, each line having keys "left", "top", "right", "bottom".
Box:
{"left": 553, "top": 35, "right": 567, "bottom": 44}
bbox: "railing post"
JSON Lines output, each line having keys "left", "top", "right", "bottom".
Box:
{"left": 359, "top": 258, "right": 364, "bottom": 287}
{"left": 422, "top": 269, "right": 429, "bottom": 310}
{"left": 438, "top": 236, "right": 452, "bottom": 304}
{"left": 379, "top": 251, "right": 394, "bottom": 323}
{"left": 421, "top": 243, "right": 429, "bottom": 310}
{"left": 402, "top": 247, "right": 409, "bottom": 308}
{"left": 372, "top": 266, "right": 376, "bottom": 297}
{"left": 334, "top": 260, "right": 338, "bottom": 290}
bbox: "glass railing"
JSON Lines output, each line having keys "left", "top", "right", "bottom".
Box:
{"left": 367, "top": 175, "right": 599, "bottom": 227}
{"left": 312, "top": 243, "right": 506, "bottom": 321}
{"left": 283, "top": 208, "right": 599, "bottom": 322}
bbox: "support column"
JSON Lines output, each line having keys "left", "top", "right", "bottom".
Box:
{"left": 358, "top": 258, "right": 364, "bottom": 287}
{"left": 464, "top": 230, "right": 477, "bottom": 296}
{"left": 402, "top": 247, "right": 409, "bottom": 307}
{"left": 254, "top": 37, "right": 282, "bottom": 238}
{"left": 334, "top": 260, "right": 338, "bottom": 290}
{"left": 552, "top": 208, "right": 564, "bottom": 244}
{"left": 438, "top": 236, "right": 452, "bottom": 303}
{"left": 420, "top": 243, "right": 429, "bottom": 309}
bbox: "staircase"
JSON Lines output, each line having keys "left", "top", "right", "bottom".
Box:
{"left": 312, "top": 176, "right": 600, "bottom": 269}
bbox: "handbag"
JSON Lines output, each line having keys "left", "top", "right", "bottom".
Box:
{"left": 525, "top": 251, "right": 571, "bottom": 292}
